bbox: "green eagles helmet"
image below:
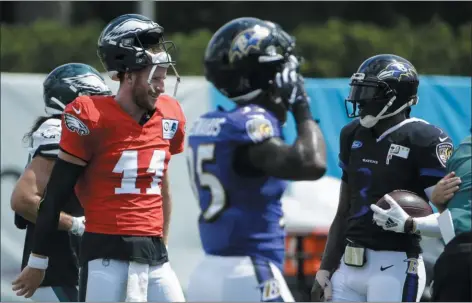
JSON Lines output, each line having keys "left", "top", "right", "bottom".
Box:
{"left": 43, "top": 63, "right": 112, "bottom": 115}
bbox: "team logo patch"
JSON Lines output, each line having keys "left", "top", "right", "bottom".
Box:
{"left": 40, "top": 127, "right": 61, "bottom": 139}
{"left": 228, "top": 26, "right": 271, "bottom": 63}
{"left": 352, "top": 140, "right": 363, "bottom": 149}
{"left": 436, "top": 142, "right": 453, "bottom": 167}
{"left": 261, "top": 278, "right": 282, "bottom": 301}
{"left": 162, "top": 119, "right": 179, "bottom": 139}
{"left": 404, "top": 258, "right": 419, "bottom": 275}
{"left": 62, "top": 73, "right": 110, "bottom": 95}
{"left": 245, "top": 117, "right": 275, "bottom": 143}
{"left": 386, "top": 144, "right": 410, "bottom": 165}
{"left": 64, "top": 113, "right": 90, "bottom": 136}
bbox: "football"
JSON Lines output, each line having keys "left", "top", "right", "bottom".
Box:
{"left": 376, "top": 190, "right": 433, "bottom": 217}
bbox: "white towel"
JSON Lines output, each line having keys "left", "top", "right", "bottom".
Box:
{"left": 125, "top": 261, "right": 150, "bottom": 302}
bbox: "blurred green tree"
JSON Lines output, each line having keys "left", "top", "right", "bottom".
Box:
{"left": 1, "top": 18, "right": 470, "bottom": 77}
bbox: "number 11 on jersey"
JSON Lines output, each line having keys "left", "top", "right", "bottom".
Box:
{"left": 187, "top": 144, "right": 227, "bottom": 222}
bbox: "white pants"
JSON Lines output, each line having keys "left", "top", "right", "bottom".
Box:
{"left": 84, "top": 259, "right": 185, "bottom": 302}
{"left": 30, "top": 286, "right": 78, "bottom": 302}
{"left": 332, "top": 248, "right": 426, "bottom": 302}
{"left": 186, "top": 255, "right": 294, "bottom": 302}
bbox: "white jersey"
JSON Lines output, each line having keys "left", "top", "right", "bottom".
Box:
{"left": 28, "top": 118, "right": 62, "bottom": 160}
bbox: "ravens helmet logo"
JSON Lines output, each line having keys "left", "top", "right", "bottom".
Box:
{"left": 228, "top": 26, "right": 271, "bottom": 63}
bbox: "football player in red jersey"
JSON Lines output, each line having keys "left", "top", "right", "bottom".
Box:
{"left": 12, "top": 14, "right": 186, "bottom": 302}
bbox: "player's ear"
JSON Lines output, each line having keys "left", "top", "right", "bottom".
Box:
{"left": 126, "top": 72, "right": 133, "bottom": 84}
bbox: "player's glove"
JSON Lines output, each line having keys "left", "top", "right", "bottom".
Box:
{"left": 310, "top": 269, "right": 333, "bottom": 302}
{"left": 272, "top": 55, "right": 309, "bottom": 110}
{"left": 69, "top": 216, "right": 85, "bottom": 236}
{"left": 370, "top": 194, "right": 415, "bottom": 234}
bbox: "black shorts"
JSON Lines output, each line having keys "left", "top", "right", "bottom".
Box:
{"left": 431, "top": 231, "right": 472, "bottom": 302}
{"left": 80, "top": 232, "right": 168, "bottom": 266}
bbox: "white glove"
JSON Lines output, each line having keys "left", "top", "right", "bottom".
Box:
{"left": 273, "top": 55, "right": 308, "bottom": 108}
{"left": 311, "top": 269, "right": 333, "bottom": 302}
{"left": 370, "top": 194, "right": 410, "bottom": 233}
{"left": 70, "top": 216, "right": 85, "bottom": 236}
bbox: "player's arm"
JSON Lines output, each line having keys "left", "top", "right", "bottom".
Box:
{"left": 32, "top": 98, "right": 96, "bottom": 260}
{"left": 164, "top": 102, "right": 186, "bottom": 246}
{"left": 318, "top": 123, "right": 353, "bottom": 271}
{"left": 243, "top": 65, "right": 326, "bottom": 181}
{"left": 373, "top": 128, "right": 454, "bottom": 237}
{"left": 320, "top": 180, "right": 350, "bottom": 270}
{"left": 311, "top": 125, "right": 353, "bottom": 301}
{"left": 161, "top": 171, "right": 171, "bottom": 246}
{"left": 407, "top": 131, "right": 455, "bottom": 237}
{"left": 10, "top": 155, "right": 79, "bottom": 231}
{"left": 246, "top": 107, "right": 326, "bottom": 181}
{"left": 30, "top": 152, "right": 86, "bottom": 259}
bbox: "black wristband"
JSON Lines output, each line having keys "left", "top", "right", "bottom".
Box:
{"left": 292, "top": 100, "right": 313, "bottom": 123}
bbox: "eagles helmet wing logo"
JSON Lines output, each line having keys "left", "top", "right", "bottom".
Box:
{"left": 377, "top": 62, "right": 418, "bottom": 81}
{"left": 102, "top": 18, "right": 160, "bottom": 43}
{"left": 64, "top": 113, "right": 90, "bottom": 136}
{"left": 62, "top": 73, "right": 110, "bottom": 95}
{"left": 228, "top": 26, "right": 271, "bottom": 63}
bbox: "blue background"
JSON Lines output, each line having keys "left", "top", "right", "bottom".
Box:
{"left": 211, "top": 76, "right": 472, "bottom": 179}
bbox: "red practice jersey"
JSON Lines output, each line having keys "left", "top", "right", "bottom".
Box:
{"left": 59, "top": 95, "right": 186, "bottom": 236}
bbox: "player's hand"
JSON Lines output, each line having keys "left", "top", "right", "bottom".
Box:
{"left": 272, "top": 55, "right": 309, "bottom": 109}
{"left": 310, "top": 269, "right": 333, "bottom": 302}
{"left": 12, "top": 266, "right": 45, "bottom": 298}
{"left": 70, "top": 216, "right": 85, "bottom": 236}
{"left": 370, "top": 194, "right": 410, "bottom": 233}
{"left": 431, "top": 172, "right": 461, "bottom": 212}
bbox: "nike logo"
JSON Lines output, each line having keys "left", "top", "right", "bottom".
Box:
{"left": 72, "top": 106, "right": 81, "bottom": 114}
{"left": 439, "top": 136, "right": 449, "bottom": 142}
{"left": 380, "top": 265, "right": 394, "bottom": 271}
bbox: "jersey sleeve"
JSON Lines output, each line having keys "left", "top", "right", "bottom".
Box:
{"left": 338, "top": 119, "right": 360, "bottom": 182}
{"left": 415, "top": 125, "right": 454, "bottom": 192}
{"left": 29, "top": 118, "right": 62, "bottom": 159}
{"left": 59, "top": 97, "right": 99, "bottom": 162}
{"left": 169, "top": 101, "right": 187, "bottom": 155}
{"left": 230, "top": 106, "right": 282, "bottom": 144}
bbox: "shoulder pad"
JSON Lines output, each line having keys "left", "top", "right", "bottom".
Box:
{"left": 407, "top": 119, "right": 451, "bottom": 147}
{"left": 340, "top": 119, "right": 361, "bottom": 142}
{"left": 232, "top": 105, "right": 281, "bottom": 143}
{"left": 406, "top": 119, "right": 454, "bottom": 167}
{"left": 157, "top": 94, "right": 186, "bottom": 121}
{"left": 63, "top": 96, "right": 102, "bottom": 135}
{"left": 29, "top": 118, "right": 62, "bottom": 158}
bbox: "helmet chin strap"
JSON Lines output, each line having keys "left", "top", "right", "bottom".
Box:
{"left": 146, "top": 51, "right": 181, "bottom": 97}
{"left": 360, "top": 96, "right": 418, "bottom": 128}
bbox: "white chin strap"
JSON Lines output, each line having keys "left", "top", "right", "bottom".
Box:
{"left": 360, "top": 96, "right": 418, "bottom": 128}
{"left": 232, "top": 89, "right": 263, "bottom": 103}
{"left": 146, "top": 51, "right": 181, "bottom": 97}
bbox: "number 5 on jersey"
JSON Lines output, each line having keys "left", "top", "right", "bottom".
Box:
{"left": 187, "top": 144, "right": 227, "bottom": 222}
{"left": 113, "top": 150, "right": 166, "bottom": 195}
